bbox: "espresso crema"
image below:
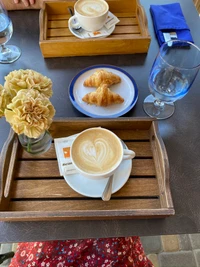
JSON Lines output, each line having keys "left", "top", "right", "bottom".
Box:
{"left": 71, "top": 128, "right": 122, "bottom": 174}
{"left": 75, "top": 0, "right": 108, "bottom": 17}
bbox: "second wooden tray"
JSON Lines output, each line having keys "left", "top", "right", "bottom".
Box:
{"left": 0, "top": 118, "right": 174, "bottom": 221}
{"left": 39, "top": 0, "right": 151, "bottom": 57}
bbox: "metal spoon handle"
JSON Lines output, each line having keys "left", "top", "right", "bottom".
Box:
{"left": 67, "top": 6, "right": 74, "bottom": 16}
{"left": 102, "top": 174, "right": 114, "bottom": 201}
{"left": 67, "top": 6, "right": 82, "bottom": 32}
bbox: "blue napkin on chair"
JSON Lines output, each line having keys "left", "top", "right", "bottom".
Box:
{"left": 150, "top": 3, "right": 193, "bottom": 46}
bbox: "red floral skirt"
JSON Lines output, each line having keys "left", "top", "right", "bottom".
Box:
{"left": 9, "top": 236, "right": 153, "bottom": 267}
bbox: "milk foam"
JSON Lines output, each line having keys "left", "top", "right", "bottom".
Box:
{"left": 72, "top": 129, "right": 121, "bottom": 174}
{"left": 76, "top": 0, "right": 107, "bottom": 17}
{"left": 80, "top": 139, "right": 112, "bottom": 170}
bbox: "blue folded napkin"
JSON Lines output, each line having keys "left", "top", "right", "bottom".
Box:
{"left": 150, "top": 3, "right": 193, "bottom": 46}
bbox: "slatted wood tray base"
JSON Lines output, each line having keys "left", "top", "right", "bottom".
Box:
{"left": 39, "top": 0, "right": 151, "bottom": 57}
{"left": 0, "top": 118, "right": 174, "bottom": 221}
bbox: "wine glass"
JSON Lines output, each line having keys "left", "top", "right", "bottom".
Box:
{"left": 0, "top": 1, "right": 21, "bottom": 64}
{"left": 143, "top": 40, "right": 200, "bottom": 119}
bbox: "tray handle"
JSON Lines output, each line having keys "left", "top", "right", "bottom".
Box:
{"left": 150, "top": 122, "right": 174, "bottom": 211}
{"left": 136, "top": 0, "right": 149, "bottom": 37}
{"left": 39, "top": 7, "right": 48, "bottom": 42}
{"left": 0, "top": 130, "right": 19, "bottom": 210}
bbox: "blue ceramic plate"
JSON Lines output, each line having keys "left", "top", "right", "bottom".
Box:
{"left": 69, "top": 64, "right": 138, "bottom": 118}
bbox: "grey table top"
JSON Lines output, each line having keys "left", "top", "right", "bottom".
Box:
{"left": 0, "top": 0, "right": 200, "bottom": 243}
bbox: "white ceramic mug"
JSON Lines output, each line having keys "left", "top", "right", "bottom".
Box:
{"left": 69, "top": 127, "right": 135, "bottom": 179}
{"left": 73, "top": 0, "right": 109, "bottom": 32}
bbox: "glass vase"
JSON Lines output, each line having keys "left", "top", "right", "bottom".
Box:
{"left": 18, "top": 130, "right": 52, "bottom": 155}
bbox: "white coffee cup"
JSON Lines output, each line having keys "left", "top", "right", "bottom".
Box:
{"left": 73, "top": 0, "right": 109, "bottom": 32}
{"left": 70, "top": 127, "right": 135, "bottom": 179}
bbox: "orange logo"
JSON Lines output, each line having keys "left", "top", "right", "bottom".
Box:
{"left": 63, "top": 147, "right": 70, "bottom": 158}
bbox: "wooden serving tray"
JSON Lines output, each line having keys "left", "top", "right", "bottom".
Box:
{"left": 39, "top": 0, "right": 151, "bottom": 57}
{"left": 0, "top": 118, "right": 174, "bottom": 221}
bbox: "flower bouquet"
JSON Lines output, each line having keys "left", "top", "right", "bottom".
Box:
{"left": 0, "top": 69, "right": 55, "bottom": 154}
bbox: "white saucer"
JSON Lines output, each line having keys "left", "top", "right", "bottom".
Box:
{"left": 64, "top": 157, "right": 132, "bottom": 198}
{"left": 63, "top": 139, "right": 132, "bottom": 198}
{"left": 68, "top": 16, "right": 115, "bottom": 39}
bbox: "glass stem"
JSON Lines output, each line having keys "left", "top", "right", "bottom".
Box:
{"left": 1, "top": 44, "right": 10, "bottom": 53}
{"left": 154, "top": 99, "right": 165, "bottom": 110}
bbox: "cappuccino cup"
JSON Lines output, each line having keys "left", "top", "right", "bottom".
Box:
{"left": 70, "top": 127, "right": 135, "bottom": 179}
{"left": 73, "top": 0, "right": 109, "bottom": 32}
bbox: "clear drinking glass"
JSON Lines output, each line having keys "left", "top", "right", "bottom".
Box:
{"left": 0, "top": 1, "right": 21, "bottom": 63}
{"left": 143, "top": 40, "right": 200, "bottom": 119}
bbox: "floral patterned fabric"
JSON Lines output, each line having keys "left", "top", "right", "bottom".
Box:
{"left": 9, "top": 237, "right": 153, "bottom": 267}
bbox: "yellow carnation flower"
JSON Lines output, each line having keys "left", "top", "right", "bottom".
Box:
{"left": 4, "top": 69, "right": 53, "bottom": 98}
{"left": 0, "top": 84, "right": 12, "bottom": 118}
{"left": 5, "top": 89, "right": 55, "bottom": 138}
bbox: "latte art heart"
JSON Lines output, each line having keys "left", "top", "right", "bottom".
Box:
{"left": 81, "top": 139, "right": 111, "bottom": 170}
{"left": 71, "top": 128, "right": 122, "bottom": 174}
{"left": 80, "top": 3, "right": 106, "bottom": 16}
{"left": 75, "top": 0, "right": 108, "bottom": 17}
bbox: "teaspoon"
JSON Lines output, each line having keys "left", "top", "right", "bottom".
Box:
{"left": 67, "top": 6, "right": 83, "bottom": 33}
{"left": 102, "top": 140, "right": 127, "bottom": 201}
{"left": 102, "top": 174, "right": 114, "bottom": 201}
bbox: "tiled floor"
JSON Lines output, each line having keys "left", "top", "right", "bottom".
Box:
{"left": 1, "top": 234, "right": 200, "bottom": 266}
{"left": 142, "top": 234, "right": 200, "bottom": 267}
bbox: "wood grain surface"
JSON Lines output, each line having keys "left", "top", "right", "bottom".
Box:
{"left": 0, "top": 118, "right": 175, "bottom": 221}
{"left": 39, "top": 0, "right": 151, "bottom": 57}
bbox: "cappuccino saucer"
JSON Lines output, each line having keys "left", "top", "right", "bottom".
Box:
{"left": 68, "top": 17, "right": 115, "bottom": 39}
{"left": 64, "top": 157, "right": 132, "bottom": 198}
{"left": 63, "top": 140, "right": 132, "bottom": 198}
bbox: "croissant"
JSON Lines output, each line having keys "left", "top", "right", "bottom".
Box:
{"left": 82, "top": 84, "right": 124, "bottom": 107}
{"left": 83, "top": 69, "right": 121, "bottom": 87}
